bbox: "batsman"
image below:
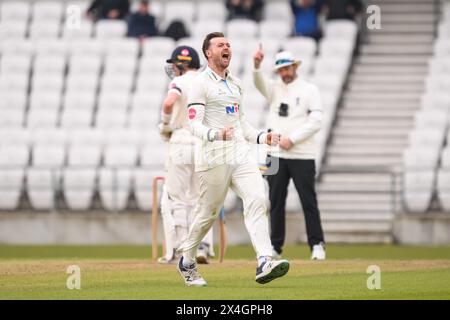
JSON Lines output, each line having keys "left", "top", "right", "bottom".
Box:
{"left": 158, "top": 46, "right": 215, "bottom": 264}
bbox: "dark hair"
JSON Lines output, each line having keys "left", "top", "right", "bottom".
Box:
{"left": 202, "top": 32, "right": 225, "bottom": 59}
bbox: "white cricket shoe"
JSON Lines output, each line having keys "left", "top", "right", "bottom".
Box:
{"left": 177, "top": 256, "right": 207, "bottom": 287}
{"left": 255, "top": 258, "right": 290, "bottom": 284}
{"left": 311, "top": 243, "right": 326, "bottom": 260}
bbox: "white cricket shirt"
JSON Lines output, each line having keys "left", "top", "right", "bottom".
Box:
{"left": 253, "top": 69, "right": 323, "bottom": 160}
{"left": 187, "top": 66, "right": 267, "bottom": 171}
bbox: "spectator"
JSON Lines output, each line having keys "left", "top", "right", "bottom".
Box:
{"left": 290, "top": 0, "right": 322, "bottom": 40}
{"left": 164, "top": 20, "right": 189, "bottom": 42}
{"left": 322, "top": 0, "right": 362, "bottom": 20}
{"left": 226, "top": 0, "right": 264, "bottom": 22}
{"left": 127, "top": 0, "right": 158, "bottom": 39}
{"left": 87, "top": 0, "right": 130, "bottom": 21}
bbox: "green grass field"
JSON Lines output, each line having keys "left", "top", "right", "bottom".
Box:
{"left": 1, "top": 245, "right": 450, "bottom": 300}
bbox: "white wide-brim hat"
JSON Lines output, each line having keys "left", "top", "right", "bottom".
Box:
{"left": 273, "top": 51, "right": 302, "bottom": 71}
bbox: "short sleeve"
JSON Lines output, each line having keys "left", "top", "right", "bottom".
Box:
{"left": 167, "top": 78, "right": 183, "bottom": 96}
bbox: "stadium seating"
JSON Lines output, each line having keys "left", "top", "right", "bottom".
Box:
{"left": 0, "top": 0, "right": 356, "bottom": 212}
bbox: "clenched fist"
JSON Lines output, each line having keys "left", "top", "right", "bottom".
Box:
{"left": 219, "top": 126, "right": 234, "bottom": 141}
{"left": 266, "top": 132, "right": 280, "bottom": 146}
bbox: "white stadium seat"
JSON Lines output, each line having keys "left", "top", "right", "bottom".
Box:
{"left": 433, "top": 41, "right": 450, "bottom": 57}
{"left": 68, "top": 39, "right": 105, "bottom": 56}
{"left": 0, "top": 92, "right": 27, "bottom": 112}
{"left": 104, "top": 38, "right": 140, "bottom": 57}
{"left": 403, "top": 147, "right": 440, "bottom": 170}
{"left": 197, "top": 2, "right": 226, "bottom": 22}
{"left": 104, "top": 128, "right": 142, "bottom": 147}
{"left": 319, "top": 39, "right": 354, "bottom": 57}
{"left": 63, "top": 18, "right": 94, "bottom": 39}
{"left": 0, "top": 169, "right": 25, "bottom": 210}
{"left": 98, "top": 168, "right": 132, "bottom": 211}
{"left": 0, "top": 54, "right": 31, "bottom": 74}
{"left": 0, "top": 20, "right": 28, "bottom": 39}
{"left": 29, "top": 90, "right": 61, "bottom": 111}
{"left": 226, "top": 19, "right": 258, "bottom": 39}
{"left": 100, "top": 72, "right": 134, "bottom": 94}
{"left": 34, "top": 39, "right": 68, "bottom": 56}
{"left": 413, "top": 110, "right": 448, "bottom": 130}
{"left": 134, "top": 73, "right": 168, "bottom": 94}
{"left": 103, "top": 145, "right": 138, "bottom": 167}
{"left": 95, "top": 20, "right": 127, "bottom": 39}
{"left": 69, "top": 54, "right": 102, "bottom": 76}
{"left": 141, "top": 37, "right": 176, "bottom": 57}
{"left": 264, "top": 1, "right": 292, "bottom": 23}
{"left": 31, "top": 128, "right": 68, "bottom": 147}
{"left": 0, "top": 128, "right": 31, "bottom": 147}
{"left": 27, "top": 108, "right": 59, "bottom": 129}
{"left": 408, "top": 129, "right": 445, "bottom": 149}
{"left": 133, "top": 168, "right": 164, "bottom": 211}
{"left": 31, "top": 73, "right": 64, "bottom": 93}
{"left": 140, "top": 143, "right": 166, "bottom": 169}
{"left": 403, "top": 170, "right": 435, "bottom": 213}
{"left": 0, "top": 1, "right": 31, "bottom": 21}
{"left": 0, "top": 145, "right": 30, "bottom": 167}
{"left": 66, "top": 73, "right": 99, "bottom": 93}
{"left": 437, "top": 169, "right": 450, "bottom": 211}
{"left": 63, "top": 91, "right": 96, "bottom": 111}
{"left": 28, "top": 20, "right": 61, "bottom": 39}
{"left": 67, "top": 128, "right": 105, "bottom": 147}
{"left": 97, "top": 91, "right": 130, "bottom": 112}
{"left": 60, "top": 108, "right": 93, "bottom": 128}
{"left": 323, "top": 20, "right": 358, "bottom": 40}
{"left": 282, "top": 37, "right": 317, "bottom": 59}
{"left": 95, "top": 108, "right": 128, "bottom": 129}
{"left": 440, "top": 147, "right": 450, "bottom": 169}
{"left": 63, "top": 167, "right": 97, "bottom": 210}
{"left": 32, "top": 1, "right": 64, "bottom": 21}
{"left": 191, "top": 20, "right": 225, "bottom": 38}
{"left": 0, "top": 39, "right": 34, "bottom": 55}
{"left": 32, "top": 144, "right": 66, "bottom": 167}
{"left": 259, "top": 20, "right": 292, "bottom": 39}
{"left": 26, "top": 167, "right": 59, "bottom": 210}
{"left": 128, "top": 107, "right": 159, "bottom": 128}
{"left": 0, "top": 73, "right": 29, "bottom": 93}
{"left": 0, "top": 108, "right": 25, "bottom": 128}
{"left": 103, "top": 55, "right": 137, "bottom": 75}
{"left": 34, "top": 54, "right": 66, "bottom": 75}
{"left": 67, "top": 145, "right": 102, "bottom": 167}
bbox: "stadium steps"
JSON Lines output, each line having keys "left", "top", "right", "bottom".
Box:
{"left": 318, "top": 0, "right": 436, "bottom": 244}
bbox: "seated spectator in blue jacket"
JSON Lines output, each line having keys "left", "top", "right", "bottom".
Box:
{"left": 226, "top": 0, "right": 264, "bottom": 22}
{"left": 127, "top": 0, "right": 158, "bottom": 39}
{"left": 87, "top": 0, "right": 130, "bottom": 20}
{"left": 290, "top": 0, "right": 322, "bottom": 40}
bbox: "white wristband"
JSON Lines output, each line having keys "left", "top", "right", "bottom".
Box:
{"left": 161, "top": 111, "right": 172, "bottom": 124}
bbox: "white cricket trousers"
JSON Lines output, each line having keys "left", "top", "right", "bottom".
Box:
{"left": 161, "top": 130, "right": 213, "bottom": 260}
{"left": 179, "top": 159, "right": 273, "bottom": 262}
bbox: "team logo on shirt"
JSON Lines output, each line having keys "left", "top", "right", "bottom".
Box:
{"left": 225, "top": 103, "right": 239, "bottom": 114}
{"left": 188, "top": 107, "right": 196, "bottom": 120}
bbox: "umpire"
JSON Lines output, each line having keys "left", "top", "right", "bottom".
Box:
{"left": 253, "top": 46, "right": 326, "bottom": 260}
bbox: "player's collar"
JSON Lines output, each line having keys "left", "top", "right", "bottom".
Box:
{"left": 206, "top": 66, "right": 232, "bottom": 83}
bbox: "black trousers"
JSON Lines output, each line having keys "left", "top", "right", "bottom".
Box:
{"left": 267, "top": 157, "right": 325, "bottom": 253}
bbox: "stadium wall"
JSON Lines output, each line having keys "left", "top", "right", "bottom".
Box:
{"left": 1, "top": 212, "right": 450, "bottom": 245}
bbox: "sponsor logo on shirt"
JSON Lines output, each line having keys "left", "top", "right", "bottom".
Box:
{"left": 188, "top": 107, "right": 196, "bottom": 120}
{"left": 225, "top": 103, "right": 239, "bottom": 114}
